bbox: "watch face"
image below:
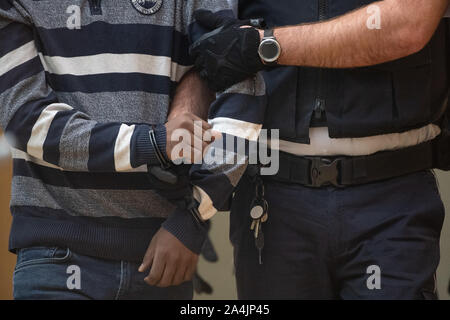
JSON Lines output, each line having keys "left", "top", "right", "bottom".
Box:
{"left": 259, "top": 39, "right": 281, "bottom": 63}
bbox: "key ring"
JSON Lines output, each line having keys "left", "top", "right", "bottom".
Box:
{"left": 255, "top": 177, "right": 265, "bottom": 199}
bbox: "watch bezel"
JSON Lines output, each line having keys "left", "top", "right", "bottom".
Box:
{"left": 258, "top": 37, "right": 281, "bottom": 63}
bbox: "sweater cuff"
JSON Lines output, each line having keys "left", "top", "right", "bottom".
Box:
{"left": 132, "top": 125, "right": 168, "bottom": 167}
{"left": 162, "top": 208, "right": 208, "bottom": 254}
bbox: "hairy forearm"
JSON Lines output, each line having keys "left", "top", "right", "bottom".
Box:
{"left": 168, "top": 70, "right": 215, "bottom": 121}
{"left": 273, "top": 0, "right": 448, "bottom": 68}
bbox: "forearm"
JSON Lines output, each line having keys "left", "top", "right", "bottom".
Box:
{"left": 273, "top": 0, "right": 449, "bottom": 68}
{"left": 168, "top": 70, "right": 215, "bottom": 121}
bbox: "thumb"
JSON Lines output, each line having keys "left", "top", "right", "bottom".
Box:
{"left": 139, "top": 244, "right": 155, "bottom": 273}
{"left": 194, "top": 9, "right": 230, "bottom": 30}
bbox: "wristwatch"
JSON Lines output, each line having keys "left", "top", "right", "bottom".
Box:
{"left": 258, "top": 29, "right": 281, "bottom": 66}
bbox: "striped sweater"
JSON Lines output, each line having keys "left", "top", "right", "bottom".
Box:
{"left": 0, "top": 0, "right": 236, "bottom": 261}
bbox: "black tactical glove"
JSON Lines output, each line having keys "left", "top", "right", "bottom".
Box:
{"left": 189, "top": 10, "right": 265, "bottom": 92}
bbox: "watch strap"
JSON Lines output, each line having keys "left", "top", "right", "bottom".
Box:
{"left": 264, "top": 29, "right": 274, "bottom": 38}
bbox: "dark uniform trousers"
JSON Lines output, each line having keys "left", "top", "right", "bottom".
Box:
{"left": 230, "top": 170, "right": 445, "bottom": 300}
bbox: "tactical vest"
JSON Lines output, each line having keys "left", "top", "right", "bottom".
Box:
{"left": 239, "top": 0, "right": 449, "bottom": 145}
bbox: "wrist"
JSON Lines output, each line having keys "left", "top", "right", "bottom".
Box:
{"left": 150, "top": 125, "right": 170, "bottom": 168}
{"left": 162, "top": 208, "right": 208, "bottom": 254}
{"left": 258, "top": 29, "right": 264, "bottom": 65}
{"left": 258, "top": 29, "right": 264, "bottom": 41}
{"left": 167, "top": 107, "right": 190, "bottom": 121}
{"left": 273, "top": 28, "right": 286, "bottom": 65}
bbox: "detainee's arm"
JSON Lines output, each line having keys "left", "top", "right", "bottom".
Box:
{"left": 168, "top": 70, "right": 214, "bottom": 121}
{"left": 0, "top": 0, "right": 211, "bottom": 254}
{"left": 0, "top": 1, "right": 195, "bottom": 172}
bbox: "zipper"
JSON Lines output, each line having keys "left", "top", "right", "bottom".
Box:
{"left": 89, "top": 0, "right": 102, "bottom": 15}
{"left": 318, "top": 0, "right": 327, "bottom": 20}
{"left": 314, "top": 98, "right": 325, "bottom": 120}
{"left": 314, "top": 0, "right": 328, "bottom": 121}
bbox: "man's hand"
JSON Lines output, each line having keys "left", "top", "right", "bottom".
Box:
{"left": 139, "top": 228, "right": 199, "bottom": 287}
{"left": 165, "top": 111, "right": 219, "bottom": 164}
{"left": 189, "top": 10, "right": 264, "bottom": 92}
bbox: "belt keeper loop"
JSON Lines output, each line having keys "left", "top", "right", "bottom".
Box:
{"left": 288, "top": 158, "right": 299, "bottom": 182}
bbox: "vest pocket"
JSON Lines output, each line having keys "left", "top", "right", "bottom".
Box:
{"left": 333, "top": 45, "right": 432, "bottom": 137}
{"left": 263, "top": 67, "right": 298, "bottom": 139}
{"left": 390, "top": 63, "right": 432, "bottom": 129}
{"left": 386, "top": 45, "right": 432, "bottom": 129}
{"left": 332, "top": 68, "right": 395, "bottom": 137}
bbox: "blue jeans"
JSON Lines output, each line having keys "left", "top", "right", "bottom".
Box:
{"left": 230, "top": 170, "right": 445, "bottom": 300}
{"left": 13, "top": 247, "right": 193, "bottom": 300}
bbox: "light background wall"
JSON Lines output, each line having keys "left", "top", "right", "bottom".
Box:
{"left": 435, "top": 171, "right": 450, "bottom": 300}
{"left": 0, "top": 159, "right": 14, "bottom": 300}
{"left": 1, "top": 158, "right": 450, "bottom": 300}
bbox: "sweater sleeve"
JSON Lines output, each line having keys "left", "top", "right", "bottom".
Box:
{"left": 190, "top": 73, "right": 268, "bottom": 220}
{"left": 0, "top": 1, "right": 165, "bottom": 172}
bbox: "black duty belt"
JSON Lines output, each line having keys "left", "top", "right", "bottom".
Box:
{"left": 266, "top": 140, "right": 435, "bottom": 188}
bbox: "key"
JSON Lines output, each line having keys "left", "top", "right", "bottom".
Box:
{"left": 250, "top": 199, "right": 265, "bottom": 220}
{"left": 261, "top": 200, "right": 269, "bottom": 223}
{"left": 261, "top": 212, "right": 268, "bottom": 223}
{"left": 254, "top": 219, "right": 260, "bottom": 239}
{"left": 250, "top": 198, "right": 264, "bottom": 234}
{"left": 255, "top": 229, "right": 264, "bottom": 265}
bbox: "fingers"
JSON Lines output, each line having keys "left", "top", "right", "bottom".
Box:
{"left": 156, "top": 263, "right": 176, "bottom": 288}
{"left": 183, "top": 258, "right": 198, "bottom": 283}
{"left": 172, "top": 266, "right": 188, "bottom": 287}
{"left": 166, "top": 111, "right": 220, "bottom": 163}
{"left": 158, "top": 255, "right": 198, "bottom": 287}
{"left": 175, "top": 143, "right": 203, "bottom": 164}
{"left": 145, "top": 252, "right": 166, "bottom": 286}
{"left": 192, "top": 114, "right": 212, "bottom": 132}
{"left": 172, "top": 129, "right": 210, "bottom": 162}
{"left": 141, "top": 228, "right": 200, "bottom": 288}
{"left": 175, "top": 112, "right": 211, "bottom": 134}
{"left": 139, "top": 243, "right": 155, "bottom": 273}
{"left": 186, "top": 135, "right": 211, "bottom": 160}
{"left": 174, "top": 140, "right": 217, "bottom": 164}
{"left": 209, "top": 129, "right": 223, "bottom": 142}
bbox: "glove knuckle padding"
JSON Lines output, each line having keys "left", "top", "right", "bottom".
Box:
{"left": 192, "top": 25, "right": 263, "bottom": 91}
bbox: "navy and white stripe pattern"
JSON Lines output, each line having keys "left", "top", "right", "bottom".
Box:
{"left": 190, "top": 73, "right": 268, "bottom": 220}
{"left": 0, "top": 0, "right": 236, "bottom": 259}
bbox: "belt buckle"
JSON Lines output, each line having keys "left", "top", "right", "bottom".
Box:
{"left": 309, "top": 157, "right": 343, "bottom": 187}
